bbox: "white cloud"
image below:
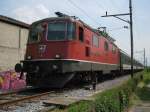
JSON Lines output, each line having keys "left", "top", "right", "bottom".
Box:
{"left": 12, "top": 4, "right": 50, "bottom": 24}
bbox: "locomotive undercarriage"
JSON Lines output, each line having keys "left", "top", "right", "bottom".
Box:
{"left": 21, "top": 59, "right": 119, "bottom": 88}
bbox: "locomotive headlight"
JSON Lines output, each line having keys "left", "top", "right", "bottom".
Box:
{"left": 52, "top": 64, "right": 58, "bottom": 70}
{"left": 27, "top": 55, "right": 32, "bottom": 60}
{"left": 55, "top": 54, "right": 60, "bottom": 59}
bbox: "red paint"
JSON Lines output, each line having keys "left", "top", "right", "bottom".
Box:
{"left": 26, "top": 18, "right": 119, "bottom": 65}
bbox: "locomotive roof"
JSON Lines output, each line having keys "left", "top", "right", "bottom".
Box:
{"left": 32, "top": 16, "right": 116, "bottom": 44}
{"left": 32, "top": 16, "right": 95, "bottom": 32}
{"left": 32, "top": 17, "right": 74, "bottom": 25}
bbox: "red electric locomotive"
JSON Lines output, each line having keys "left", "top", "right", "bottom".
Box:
{"left": 15, "top": 12, "right": 138, "bottom": 88}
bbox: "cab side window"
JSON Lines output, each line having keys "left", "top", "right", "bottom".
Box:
{"left": 112, "top": 45, "right": 116, "bottom": 53}
{"left": 85, "top": 47, "right": 90, "bottom": 57}
{"left": 92, "top": 35, "right": 99, "bottom": 47}
{"left": 79, "top": 27, "right": 84, "bottom": 42}
{"left": 104, "top": 41, "right": 109, "bottom": 51}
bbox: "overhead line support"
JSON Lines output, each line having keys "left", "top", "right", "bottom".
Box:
{"left": 101, "top": 0, "right": 134, "bottom": 78}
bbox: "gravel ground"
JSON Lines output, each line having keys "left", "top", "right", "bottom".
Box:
{"left": 57, "top": 75, "right": 129, "bottom": 98}
{"left": 0, "top": 75, "right": 130, "bottom": 112}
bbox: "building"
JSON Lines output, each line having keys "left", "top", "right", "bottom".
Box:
{"left": 0, "top": 15, "right": 29, "bottom": 71}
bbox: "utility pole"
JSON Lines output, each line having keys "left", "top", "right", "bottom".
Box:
{"left": 146, "top": 57, "right": 147, "bottom": 69}
{"left": 129, "top": 0, "right": 134, "bottom": 78}
{"left": 144, "top": 48, "right": 146, "bottom": 68}
{"left": 101, "top": 0, "right": 134, "bottom": 78}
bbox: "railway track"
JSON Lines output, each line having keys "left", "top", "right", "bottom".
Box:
{"left": 0, "top": 83, "right": 86, "bottom": 110}
{"left": 0, "top": 88, "right": 54, "bottom": 109}
{"left": 0, "top": 91, "right": 18, "bottom": 97}
{"left": 0, "top": 75, "right": 132, "bottom": 112}
{"left": 0, "top": 87, "right": 35, "bottom": 97}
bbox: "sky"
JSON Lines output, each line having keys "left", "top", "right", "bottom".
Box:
{"left": 0, "top": 0, "right": 149, "bottom": 65}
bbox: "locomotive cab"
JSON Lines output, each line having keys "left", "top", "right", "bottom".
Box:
{"left": 26, "top": 18, "right": 76, "bottom": 60}
{"left": 18, "top": 17, "right": 80, "bottom": 88}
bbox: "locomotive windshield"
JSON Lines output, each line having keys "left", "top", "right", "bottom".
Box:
{"left": 28, "top": 21, "right": 75, "bottom": 43}
{"left": 47, "top": 22, "right": 75, "bottom": 41}
{"left": 28, "top": 23, "right": 44, "bottom": 43}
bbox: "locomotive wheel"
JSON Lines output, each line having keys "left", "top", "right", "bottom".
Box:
{"left": 91, "top": 72, "right": 97, "bottom": 90}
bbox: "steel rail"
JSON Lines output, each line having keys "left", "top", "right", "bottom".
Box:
{"left": 0, "top": 91, "right": 53, "bottom": 107}
{"left": 0, "top": 88, "right": 33, "bottom": 97}
{"left": 0, "top": 91, "right": 17, "bottom": 97}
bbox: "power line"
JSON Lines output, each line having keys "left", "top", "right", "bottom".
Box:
{"left": 68, "top": 0, "right": 101, "bottom": 26}
{"left": 108, "top": 26, "right": 127, "bottom": 32}
{"left": 107, "top": 0, "right": 120, "bottom": 12}
{"left": 94, "top": 0, "right": 106, "bottom": 10}
{"left": 63, "top": 0, "right": 80, "bottom": 17}
{"left": 132, "top": 5, "right": 142, "bottom": 40}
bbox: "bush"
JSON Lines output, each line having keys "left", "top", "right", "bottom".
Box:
{"left": 95, "top": 95, "right": 120, "bottom": 112}
{"left": 68, "top": 101, "right": 93, "bottom": 112}
{"left": 57, "top": 72, "right": 144, "bottom": 112}
{"left": 94, "top": 73, "right": 142, "bottom": 112}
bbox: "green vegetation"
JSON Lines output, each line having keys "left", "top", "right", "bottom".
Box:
{"left": 136, "top": 87, "right": 150, "bottom": 101}
{"left": 93, "top": 73, "right": 142, "bottom": 112}
{"left": 131, "top": 70, "right": 150, "bottom": 104}
{"left": 68, "top": 101, "right": 94, "bottom": 112}
{"left": 49, "top": 71, "right": 145, "bottom": 112}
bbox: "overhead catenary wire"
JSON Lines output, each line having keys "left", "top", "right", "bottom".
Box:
{"left": 94, "top": 0, "right": 106, "bottom": 10}
{"left": 107, "top": 0, "right": 121, "bottom": 13}
{"left": 132, "top": 0, "right": 141, "bottom": 40}
{"left": 61, "top": 0, "right": 80, "bottom": 18}
{"left": 68, "top": 0, "right": 101, "bottom": 27}
{"left": 108, "top": 26, "right": 127, "bottom": 32}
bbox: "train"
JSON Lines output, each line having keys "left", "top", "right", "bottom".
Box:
{"left": 15, "top": 12, "right": 143, "bottom": 88}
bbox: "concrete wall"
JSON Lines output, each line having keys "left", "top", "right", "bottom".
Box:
{"left": 0, "top": 21, "right": 29, "bottom": 71}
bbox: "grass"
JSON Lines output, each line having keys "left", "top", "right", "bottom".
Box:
{"left": 136, "top": 87, "right": 150, "bottom": 101}
{"left": 130, "top": 70, "right": 150, "bottom": 106}
{"left": 49, "top": 101, "right": 93, "bottom": 112}
{"left": 67, "top": 101, "right": 94, "bottom": 112}
{"left": 47, "top": 71, "right": 145, "bottom": 112}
